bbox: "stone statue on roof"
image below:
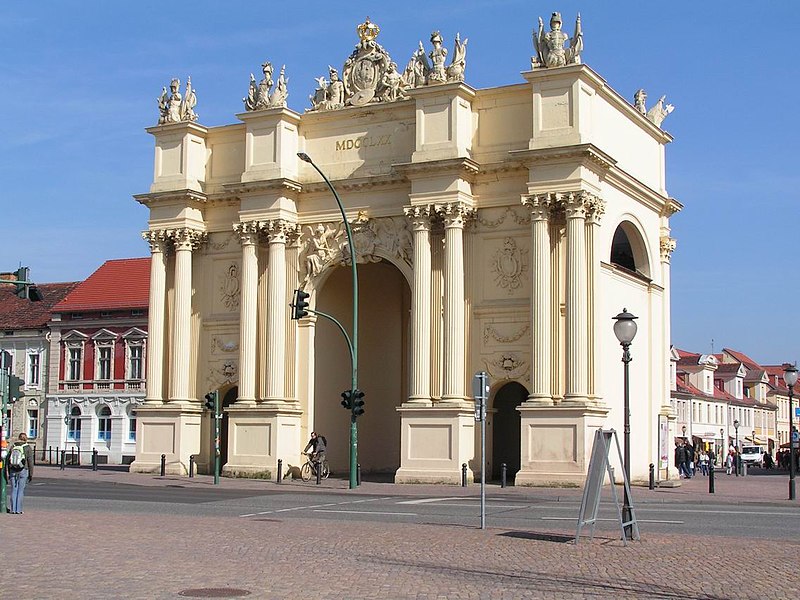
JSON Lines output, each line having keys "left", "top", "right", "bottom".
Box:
{"left": 401, "top": 31, "right": 468, "bottom": 87}
{"left": 158, "top": 77, "right": 198, "bottom": 124}
{"left": 244, "top": 61, "right": 289, "bottom": 111}
{"left": 634, "top": 89, "right": 675, "bottom": 127}
{"left": 532, "top": 11, "right": 583, "bottom": 69}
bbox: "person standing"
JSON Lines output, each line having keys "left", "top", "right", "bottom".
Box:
{"left": 675, "top": 441, "right": 689, "bottom": 479}
{"left": 5, "top": 433, "right": 34, "bottom": 514}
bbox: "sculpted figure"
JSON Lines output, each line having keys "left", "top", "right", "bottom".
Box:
{"left": 428, "top": 31, "right": 448, "bottom": 82}
{"left": 272, "top": 65, "right": 289, "bottom": 107}
{"left": 309, "top": 76, "right": 329, "bottom": 111}
{"left": 533, "top": 12, "right": 583, "bottom": 68}
{"left": 645, "top": 95, "right": 675, "bottom": 127}
{"left": 380, "top": 62, "right": 405, "bottom": 102}
{"left": 244, "top": 62, "right": 273, "bottom": 111}
{"left": 158, "top": 77, "right": 198, "bottom": 124}
{"left": 634, "top": 89, "right": 647, "bottom": 114}
{"left": 446, "top": 33, "right": 468, "bottom": 82}
{"left": 402, "top": 42, "right": 429, "bottom": 88}
{"left": 327, "top": 66, "right": 345, "bottom": 108}
{"left": 305, "top": 224, "right": 335, "bottom": 278}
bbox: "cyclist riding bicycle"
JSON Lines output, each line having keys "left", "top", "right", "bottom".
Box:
{"left": 303, "top": 431, "right": 327, "bottom": 467}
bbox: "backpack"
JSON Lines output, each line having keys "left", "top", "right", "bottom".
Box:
{"left": 9, "top": 444, "right": 27, "bottom": 471}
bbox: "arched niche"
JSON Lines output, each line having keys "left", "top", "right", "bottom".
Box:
{"left": 610, "top": 221, "right": 651, "bottom": 279}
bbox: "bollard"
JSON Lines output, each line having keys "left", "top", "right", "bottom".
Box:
{"left": 60, "top": 449, "right": 66, "bottom": 470}
{"left": 276, "top": 459, "right": 282, "bottom": 484}
{"left": 743, "top": 462, "right": 747, "bottom": 477}
{"left": 48, "top": 446, "right": 52, "bottom": 464}
{"left": 709, "top": 463, "right": 715, "bottom": 493}
{"left": 160, "top": 454, "right": 166, "bottom": 477}
{"left": 316, "top": 461, "right": 322, "bottom": 485}
{"left": 92, "top": 449, "right": 98, "bottom": 471}
{"left": 71, "top": 446, "right": 76, "bottom": 466}
{"left": 501, "top": 463, "right": 507, "bottom": 488}
{"left": 461, "top": 463, "right": 467, "bottom": 487}
{"left": 357, "top": 463, "right": 362, "bottom": 486}
{"left": 188, "top": 455, "right": 195, "bottom": 478}
{"left": 649, "top": 463, "right": 655, "bottom": 490}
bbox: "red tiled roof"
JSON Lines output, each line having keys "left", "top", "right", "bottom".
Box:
{"left": 715, "top": 363, "right": 742, "bottom": 374}
{"left": 54, "top": 258, "right": 150, "bottom": 312}
{"left": 0, "top": 281, "right": 81, "bottom": 329}
{"left": 722, "top": 348, "right": 761, "bottom": 371}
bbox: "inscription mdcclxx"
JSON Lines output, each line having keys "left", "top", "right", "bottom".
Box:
{"left": 335, "top": 134, "right": 391, "bottom": 151}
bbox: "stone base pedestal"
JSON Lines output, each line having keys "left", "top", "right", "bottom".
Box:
{"left": 130, "top": 404, "right": 202, "bottom": 475}
{"left": 394, "top": 403, "right": 475, "bottom": 484}
{"left": 515, "top": 403, "right": 609, "bottom": 486}
{"left": 221, "top": 403, "right": 303, "bottom": 479}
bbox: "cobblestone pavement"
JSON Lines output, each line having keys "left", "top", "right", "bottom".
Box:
{"left": 2, "top": 467, "right": 799, "bottom": 599}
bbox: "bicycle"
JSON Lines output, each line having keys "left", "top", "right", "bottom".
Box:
{"left": 301, "top": 452, "right": 330, "bottom": 481}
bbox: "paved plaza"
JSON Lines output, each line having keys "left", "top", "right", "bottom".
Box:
{"left": 2, "top": 468, "right": 799, "bottom": 599}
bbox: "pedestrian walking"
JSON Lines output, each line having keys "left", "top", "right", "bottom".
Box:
{"left": 5, "top": 433, "right": 34, "bottom": 514}
{"left": 699, "top": 450, "right": 709, "bottom": 476}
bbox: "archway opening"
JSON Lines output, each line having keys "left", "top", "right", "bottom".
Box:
{"left": 313, "top": 259, "right": 410, "bottom": 477}
{"left": 220, "top": 386, "right": 237, "bottom": 467}
{"left": 491, "top": 382, "right": 527, "bottom": 481}
{"left": 610, "top": 222, "right": 651, "bottom": 279}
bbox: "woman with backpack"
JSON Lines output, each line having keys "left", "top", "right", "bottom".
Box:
{"left": 5, "top": 432, "right": 34, "bottom": 514}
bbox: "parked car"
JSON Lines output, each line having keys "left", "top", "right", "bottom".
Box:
{"left": 740, "top": 445, "right": 765, "bottom": 468}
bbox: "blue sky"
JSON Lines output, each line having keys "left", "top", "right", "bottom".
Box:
{"left": 2, "top": 2, "right": 798, "bottom": 365}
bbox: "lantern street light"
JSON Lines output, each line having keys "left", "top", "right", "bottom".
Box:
{"left": 733, "top": 419, "right": 740, "bottom": 477}
{"left": 783, "top": 364, "right": 797, "bottom": 500}
{"left": 613, "top": 308, "right": 638, "bottom": 540}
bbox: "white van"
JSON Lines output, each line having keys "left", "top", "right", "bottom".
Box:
{"left": 740, "top": 445, "right": 765, "bottom": 468}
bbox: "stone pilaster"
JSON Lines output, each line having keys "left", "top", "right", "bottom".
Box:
{"left": 437, "top": 202, "right": 474, "bottom": 403}
{"left": 234, "top": 222, "right": 260, "bottom": 405}
{"left": 404, "top": 205, "right": 433, "bottom": 405}
{"left": 168, "top": 228, "right": 205, "bottom": 404}
{"left": 521, "top": 194, "right": 553, "bottom": 405}
{"left": 585, "top": 195, "right": 605, "bottom": 403}
{"left": 142, "top": 230, "right": 168, "bottom": 404}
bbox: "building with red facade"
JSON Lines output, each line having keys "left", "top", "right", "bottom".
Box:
{"left": 44, "top": 258, "right": 150, "bottom": 464}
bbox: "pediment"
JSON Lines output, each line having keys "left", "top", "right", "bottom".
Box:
{"left": 122, "top": 327, "right": 147, "bottom": 339}
{"left": 62, "top": 330, "right": 89, "bottom": 341}
{"left": 91, "top": 328, "right": 119, "bottom": 341}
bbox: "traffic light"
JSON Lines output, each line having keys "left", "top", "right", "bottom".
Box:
{"left": 13, "top": 267, "right": 29, "bottom": 299}
{"left": 204, "top": 391, "right": 217, "bottom": 412}
{"left": 291, "top": 289, "right": 310, "bottom": 319}
{"left": 8, "top": 374, "right": 23, "bottom": 404}
{"left": 341, "top": 389, "right": 353, "bottom": 410}
{"left": 352, "top": 389, "right": 365, "bottom": 417}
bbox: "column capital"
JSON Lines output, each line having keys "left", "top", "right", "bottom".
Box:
{"left": 557, "top": 190, "right": 599, "bottom": 220}
{"left": 142, "top": 229, "right": 170, "bottom": 253}
{"left": 169, "top": 227, "right": 206, "bottom": 251}
{"left": 435, "top": 202, "right": 475, "bottom": 228}
{"left": 660, "top": 235, "right": 677, "bottom": 262}
{"left": 264, "top": 219, "right": 300, "bottom": 245}
{"left": 521, "top": 194, "right": 553, "bottom": 221}
{"left": 404, "top": 205, "right": 434, "bottom": 231}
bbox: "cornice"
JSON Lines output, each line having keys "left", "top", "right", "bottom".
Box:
{"left": 145, "top": 121, "right": 208, "bottom": 137}
{"left": 300, "top": 172, "right": 409, "bottom": 194}
{"left": 133, "top": 189, "right": 207, "bottom": 207}
{"left": 223, "top": 178, "right": 302, "bottom": 197}
{"left": 509, "top": 143, "right": 617, "bottom": 172}
{"left": 392, "top": 157, "right": 480, "bottom": 182}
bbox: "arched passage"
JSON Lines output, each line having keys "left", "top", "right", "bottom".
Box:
{"left": 610, "top": 221, "right": 651, "bottom": 279}
{"left": 491, "top": 382, "right": 528, "bottom": 481}
{"left": 312, "top": 259, "right": 410, "bottom": 475}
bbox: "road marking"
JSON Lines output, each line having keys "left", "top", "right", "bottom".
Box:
{"left": 314, "top": 510, "right": 417, "bottom": 516}
{"left": 240, "top": 496, "right": 393, "bottom": 518}
{"left": 540, "top": 516, "right": 683, "bottom": 524}
{"left": 398, "top": 497, "right": 464, "bottom": 505}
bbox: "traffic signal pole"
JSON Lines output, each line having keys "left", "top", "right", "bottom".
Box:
{"left": 1, "top": 368, "right": 9, "bottom": 514}
{"left": 297, "top": 153, "right": 360, "bottom": 490}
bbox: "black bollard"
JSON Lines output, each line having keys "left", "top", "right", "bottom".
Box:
{"left": 461, "top": 463, "right": 467, "bottom": 487}
{"left": 49, "top": 446, "right": 52, "bottom": 464}
{"left": 189, "top": 455, "right": 195, "bottom": 478}
{"left": 316, "top": 461, "right": 322, "bottom": 485}
{"left": 160, "top": 453, "right": 166, "bottom": 477}
{"left": 71, "top": 446, "right": 76, "bottom": 466}
{"left": 501, "top": 463, "right": 507, "bottom": 488}
{"left": 60, "top": 449, "right": 66, "bottom": 470}
{"left": 357, "top": 463, "right": 362, "bottom": 486}
{"left": 709, "top": 462, "right": 715, "bottom": 493}
{"left": 276, "top": 459, "right": 283, "bottom": 483}
{"left": 92, "top": 449, "right": 98, "bottom": 471}
{"left": 649, "top": 463, "right": 655, "bottom": 490}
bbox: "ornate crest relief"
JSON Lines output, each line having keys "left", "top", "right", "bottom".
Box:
{"left": 491, "top": 237, "right": 528, "bottom": 293}
{"left": 219, "top": 264, "right": 241, "bottom": 310}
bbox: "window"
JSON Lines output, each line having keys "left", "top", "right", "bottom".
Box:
{"left": 131, "top": 310, "right": 144, "bottom": 317}
{"left": 68, "top": 406, "right": 82, "bottom": 441}
{"left": 129, "top": 344, "right": 143, "bottom": 380}
{"left": 28, "top": 352, "right": 40, "bottom": 386}
{"left": 27, "top": 409, "right": 38, "bottom": 438}
{"left": 128, "top": 408, "right": 136, "bottom": 442}
{"left": 98, "top": 406, "right": 112, "bottom": 441}
{"left": 68, "top": 347, "right": 82, "bottom": 380}
{"left": 98, "top": 346, "right": 113, "bottom": 380}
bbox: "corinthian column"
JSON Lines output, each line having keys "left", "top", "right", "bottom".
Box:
{"left": 169, "top": 228, "right": 204, "bottom": 404}
{"left": 521, "top": 194, "right": 553, "bottom": 404}
{"left": 404, "top": 206, "right": 433, "bottom": 405}
{"left": 264, "top": 219, "right": 297, "bottom": 402}
{"left": 438, "top": 202, "right": 473, "bottom": 402}
{"left": 143, "top": 230, "right": 168, "bottom": 404}
{"left": 235, "top": 222, "right": 260, "bottom": 405}
{"left": 563, "top": 192, "right": 590, "bottom": 404}
{"left": 585, "top": 196, "right": 605, "bottom": 402}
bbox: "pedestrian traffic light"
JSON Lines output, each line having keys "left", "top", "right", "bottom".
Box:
{"left": 291, "top": 289, "right": 310, "bottom": 319}
{"left": 204, "top": 391, "right": 217, "bottom": 412}
{"left": 8, "top": 374, "right": 23, "bottom": 403}
{"left": 352, "top": 389, "right": 365, "bottom": 417}
{"left": 341, "top": 389, "right": 353, "bottom": 410}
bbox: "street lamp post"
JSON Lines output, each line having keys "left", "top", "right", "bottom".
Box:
{"left": 613, "top": 308, "right": 638, "bottom": 540}
{"left": 733, "top": 419, "right": 740, "bottom": 476}
{"left": 719, "top": 428, "right": 724, "bottom": 467}
{"left": 297, "top": 152, "right": 360, "bottom": 490}
{"left": 783, "top": 364, "right": 797, "bottom": 501}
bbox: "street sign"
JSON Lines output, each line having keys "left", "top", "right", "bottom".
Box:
{"left": 794, "top": 407, "right": 800, "bottom": 419}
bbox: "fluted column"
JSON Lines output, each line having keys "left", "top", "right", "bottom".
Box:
{"left": 521, "top": 195, "right": 553, "bottom": 404}
{"left": 143, "top": 231, "right": 168, "bottom": 404}
{"left": 169, "top": 228, "right": 204, "bottom": 404}
{"left": 563, "top": 192, "right": 590, "bottom": 404}
{"left": 404, "top": 206, "right": 433, "bottom": 404}
{"left": 264, "top": 219, "right": 298, "bottom": 402}
{"left": 235, "top": 222, "right": 259, "bottom": 405}
{"left": 585, "top": 196, "right": 605, "bottom": 402}
{"left": 438, "top": 203, "right": 473, "bottom": 402}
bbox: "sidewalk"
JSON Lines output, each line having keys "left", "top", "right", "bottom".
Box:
{"left": 2, "top": 466, "right": 798, "bottom": 599}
